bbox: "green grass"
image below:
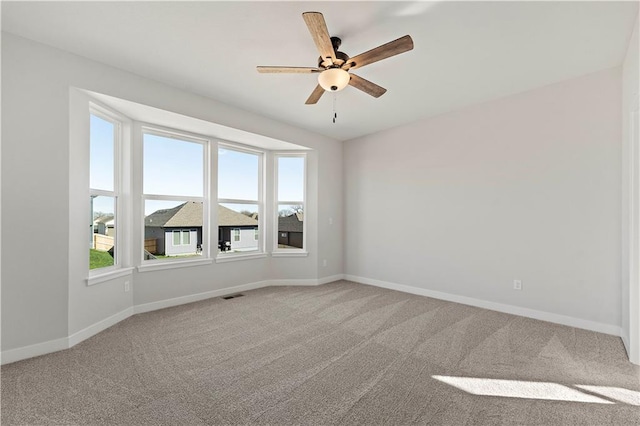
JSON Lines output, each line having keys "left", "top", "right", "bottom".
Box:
{"left": 90, "top": 249, "right": 114, "bottom": 269}
{"left": 153, "top": 253, "right": 201, "bottom": 259}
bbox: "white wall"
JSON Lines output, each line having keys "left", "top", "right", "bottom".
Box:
{"left": 344, "top": 67, "right": 622, "bottom": 333}
{"left": 1, "top": 33, "right": 343, "bottom": 357}
{"left": 621, "top": 14, "right": 640, "bottom": 364}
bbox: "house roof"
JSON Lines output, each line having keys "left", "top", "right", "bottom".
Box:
{"left": 218, "top": 205, "right": 259, "bottom": 227}
{"left": 145, "top": 202, "right": 258, "bottom": 228}
{"left": 94, "top": 215, "right": 114, "bottom": 225}
{"left": 278, "top": 213, "right": 303, "bottom": 233}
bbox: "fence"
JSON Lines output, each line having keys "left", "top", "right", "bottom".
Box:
{"left": 93, "top": 235, "right": 157, "bottom": 254}
{"left": 145, "top": 238, "right": 157, "bottom": 254}
{"left": 93, "top": 234, "right": 114, "bottom": 252}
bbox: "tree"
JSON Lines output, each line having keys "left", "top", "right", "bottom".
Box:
{"left": 279, "top": 205, "right": 303, "bottom": 217}
{"left": 240, "top": 210, "right": 258, "bottom": 219}
{"left": 93, "top": 211, "right": 109, "bottom": 220}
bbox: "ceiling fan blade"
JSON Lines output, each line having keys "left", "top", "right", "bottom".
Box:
{"left": 302, "top": 12, "right": 336, "bottom": 66}
{"left": 349, "top": 74, "right": 387, "bottom": 98}
{"left": 257, "top": 66, "right": 322, "bottom": 73}
{"left": 305, "top": 84, "right": 325, "bottom": 105}
{"left": 343, "top": 35, "right": 414, "bottom": 70}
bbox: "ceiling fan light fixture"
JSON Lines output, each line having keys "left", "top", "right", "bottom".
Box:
{"left": 318, "top": 68, "right": 350, "bottom": 92}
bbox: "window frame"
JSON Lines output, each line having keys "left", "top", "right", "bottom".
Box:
{"left": 182, "top": 230, "right": 191, "bottom": 245}
{"left": 88, "top": 106, "right": 122, "bottom": 276}
{"left": 140, "top": 125, "right": 210, "bottom": 266}
{"left": 217, "top": 142, "right": 265, "bottom": 260}
{"left": 273, "top": 153, "right": 307, "bottom": 256}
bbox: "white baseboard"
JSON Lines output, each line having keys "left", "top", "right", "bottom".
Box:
{"left": 2, "top": 275, "right": 346, "bottom": 365}
{"left": 622, "top": 331, "right": 631, "bottom": 358}
{"left": 1, "top": 336, "right": 69, "bottom": 365}
{"left": 344, "top": 274, "right": 623, "bottom": 337}
{"left": 68, "top": 307, "right": 134, "bottom": 347}
{"left": 317, "top": 274, "right": 345, "bottom": 285}
{"left": 269, "top": 278, "right": 320, "bottom": 286}
{"left": 133, "top": 280, "right": 271, "bottom": 314}
{"left": 269, "top": 275, "right": 344, "bottom": 286}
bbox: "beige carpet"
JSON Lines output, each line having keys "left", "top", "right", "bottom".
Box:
{"left": 2, "top": 280, "right": 639, "bottom": 425}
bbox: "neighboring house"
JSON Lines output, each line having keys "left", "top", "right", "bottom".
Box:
{"left": 278, "top": 212, "right": 303, "bottom": 248}
{"left": 144, "top": 202, "right": 259, "bottom": 255}
{"left": 145, "top": 202, "right": 202, "bottom": 256}
{"left": 218, "top": 205, "right": 259, "bottom": 251}
{"left": 93, "top": 215, "right": 114, "bottom": 236}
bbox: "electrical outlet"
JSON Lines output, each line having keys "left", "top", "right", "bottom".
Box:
{"left": 124, "top": 281, "right": 130, "bottom": 292}
{"left": 323, "top": 259, "right": 327, "bottom": 267}
{"left": 513, "top": 280, "right": 522, "bottom": 290}
{"left": 329, "top": 217, "right": 333, "bottom": 225}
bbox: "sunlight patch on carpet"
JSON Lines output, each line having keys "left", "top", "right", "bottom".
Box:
{"left": 432, "top": 376, "right": 613, "bottom": 404}
{"left": 575, "top": 385, "right": 640, "bottom": 406}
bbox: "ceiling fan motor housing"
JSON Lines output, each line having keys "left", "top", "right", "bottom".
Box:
{"left": 319, "top": 51, "right": 349, "bottom": 68}
{"left": 318, "top": 36, "right": 349, "bottom": 68}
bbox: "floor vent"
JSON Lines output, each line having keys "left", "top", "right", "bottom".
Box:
{"left": 222, "top": 293, "right": 244, "bottom": 300}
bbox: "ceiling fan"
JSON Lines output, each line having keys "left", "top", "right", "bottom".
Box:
{"left": 257, "top": 12, "right": 414, "bottom": 104}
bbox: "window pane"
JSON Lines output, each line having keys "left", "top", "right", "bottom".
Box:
{"left": 277, "top": 204, "right": 304, "bottom": 249}
{"left": 90, "top": 195, "right": 115, "bottom": 269}
{"left": 144, "top": 200, "right": 203, "bottom": 259}
{"left": 90, "top": 114, "right": 114, "bottom": 191}
{"left": 218, "top": 148, "right": 259, "bottom": 200}
{"left": 143, "top": 133, "right": 203, "bottom": 197}
{"left": 218, "top": 203, "right": 259, "bottom": 253}
{"left": 278, "top": 156, "right": 304, "bottom": 202}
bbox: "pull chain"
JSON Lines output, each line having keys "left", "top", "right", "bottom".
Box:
{"left": 332, "top": 92, "right": 338, "bottom": 124}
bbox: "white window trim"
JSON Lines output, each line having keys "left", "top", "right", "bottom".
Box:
{"left": 141, "top": 125, "right": 210, "bottom": 262}
{"left": 217, "top": 142, "right": 264, "bottom": 258}
{"left": 87, "top": 267, "right": 134, "bottom": 286}
{"left": 271, "top": 251, "right": 308, "bottom": 258}
{"left": 273, "top": 152, "right": 307, "bottom": 255}
{"left": 88, "top": 103, "right": 129, "bottom": 279}
{"left": 215, "top": 252, "right": 268, "bottom": 263}
{"left": 137, "top": 258, "right": 213, "bottom": 272}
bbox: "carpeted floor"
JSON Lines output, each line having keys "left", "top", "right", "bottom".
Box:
{"left": 2, "top": 280, "right": 639, "bottom": 425}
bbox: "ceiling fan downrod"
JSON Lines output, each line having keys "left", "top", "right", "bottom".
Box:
{"left": 319, "top": 37, "right": 349, "bottom": 69}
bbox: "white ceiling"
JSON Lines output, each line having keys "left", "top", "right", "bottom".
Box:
{"left": 2, "top": 1, "right": 638, "bottom": 141}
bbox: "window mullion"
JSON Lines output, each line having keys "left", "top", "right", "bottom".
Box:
{"left": 143, "top": 194, "right": 204, "bottom": 203}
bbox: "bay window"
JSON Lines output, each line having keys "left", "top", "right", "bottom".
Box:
{"left": 89, "top": 111, "right": 120, "bottom": 271}
{"left": 142, "top": 129, "right": 208, "bottom": 261}
{"left": 274, "top": 154, "right": 306, "bottom": 252}
{"left": 217, "top": 145, "right": 263, "bottom": 255}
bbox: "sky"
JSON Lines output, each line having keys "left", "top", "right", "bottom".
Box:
{"left": 90, "top": 114, "right": 304, "bottom": 217}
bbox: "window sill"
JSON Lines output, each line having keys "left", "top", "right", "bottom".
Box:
{"left": 271, "top": 251, "right": 308, "bottom": 258}
{"left": 216, "top": 252, "right": 267, "bottom": 263}
{"left": 137, "top": 258, "right": 213, "bottom": 273}
{"left": 87, "top": 267, "right": 134, "bottom": 286}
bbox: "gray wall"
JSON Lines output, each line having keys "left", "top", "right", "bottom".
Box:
{"left": 2, "top": 33, "right": 343, "bottom": 353}
{"left": 621, "top": 15, "right": 640, "bottom": 363}
{"left": 344, "top": 67, "right": 623, "bottom": 332}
